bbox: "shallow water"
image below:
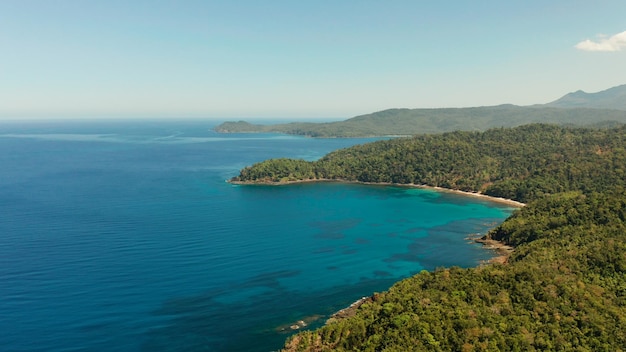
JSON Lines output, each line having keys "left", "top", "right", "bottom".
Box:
{"left": 0, "top": 119, "right": 515, "bottom": 351}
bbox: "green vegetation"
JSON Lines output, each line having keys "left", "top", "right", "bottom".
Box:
{"left": 230, "top": 124, "right": 626, "bottom": 351}
{"left": 547, "top": 84, "right": 626, "bottom": 110}
{"left": 283, "top": 191, "right": 626, "bottom": 351}
{"left": 233, "top": 124, "right": 626, "bottom": 203}
{"left": 215, "top": 105, "right": 626, "bottom": 137}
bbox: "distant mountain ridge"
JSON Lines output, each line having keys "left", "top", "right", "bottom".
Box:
{"left": 546, "top": 84, "right": 626, "bottom": 110}
{"left": 215, "top": 84, "right": 626, "bottom": 137}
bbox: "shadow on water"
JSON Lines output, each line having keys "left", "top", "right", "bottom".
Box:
{"left": 144, "top": 215, "right": 500, "bottom": 351}
{"left": 384, "top": 217, "right": 503, "bottom": 270}
{"left": 310, "top": 218, "right": 362, "bottom": 240}
{"left": 142, "top": 275, "right": 398, "bottom": 352}
{"left": 141, "top": 215, "right": 507, "bottom": 351}
{"left": 309, "top": 218, "right": 361, "bottom": 231}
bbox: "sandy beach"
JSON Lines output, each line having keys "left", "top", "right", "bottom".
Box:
{"left": 248, "top": 177, "right": 522, "bottom": 329}
{"left": 230, "top": 178, "right": 526, "bottom": 208}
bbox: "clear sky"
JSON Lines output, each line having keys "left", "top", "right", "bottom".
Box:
{"left": 1, "top": 0, "right": 625, "bottom": 119}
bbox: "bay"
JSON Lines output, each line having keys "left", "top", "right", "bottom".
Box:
{"left": 0, "top": 119, "right": 516, "bottom": 351}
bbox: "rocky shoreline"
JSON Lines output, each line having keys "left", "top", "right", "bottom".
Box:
{"left": 276, "top": 296, "right": 375, "bottom": 335}
{"left": 245, "top": 178, "right": 523, "bottom": 333}
{"left": 277, "top": 236, "right": 515, "bottom": 334}
{"left": 468, "top": 234, "right": 515, "bottom": 265}
{"left": 325, "top": 296, "right": 373, "bottom": 325}
{"left": 321, "top": 234, "right": 515, "bottom": 328}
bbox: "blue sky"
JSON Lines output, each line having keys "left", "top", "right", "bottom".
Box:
{"left": 1, "top": 0, "right": 625, "bottom": 119}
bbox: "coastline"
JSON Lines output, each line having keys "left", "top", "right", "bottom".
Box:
{"left": 426, "top": 185, "right": 526, "bottom": 208}
{"left": 234, "top": 178, "right": 522, "bottom": 328}
{"left": 229, "top": 178, "right": 526, "bottom": 208}
{"left": 469, "top": 235, "right": 515, "bottom": 265}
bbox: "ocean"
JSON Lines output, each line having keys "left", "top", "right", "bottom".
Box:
{"left": 0, "top": 119, "right": 516, "bottom": 351}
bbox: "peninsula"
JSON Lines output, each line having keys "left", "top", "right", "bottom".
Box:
{"left": 231, "top": 123, "right": 626, "bottom": 350}
{"left": 216, "top": 85, "right": 626, "bottom": 138}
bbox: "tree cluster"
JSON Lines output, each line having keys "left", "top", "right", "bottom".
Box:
{"left": 234, "top": 124, "right": 626, "bottom": 203}
{"left": 283, "top": 190, "right": 626, "bottom": 351}
{"left": 215, "top": 106, "right": 626, "bottom": 137}
{"left": 231, "top": 124, "right": 626, "bottom": 351}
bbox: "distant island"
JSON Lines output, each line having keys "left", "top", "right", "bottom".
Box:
{"left": 215, "top": 84, "right": 626, "bottom": 137}
{"left": 230, "top": 123, "right": 626, "bottom": 350}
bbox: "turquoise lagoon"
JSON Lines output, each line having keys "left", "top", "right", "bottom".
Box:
{"left": 0, "top": 120, "right": 516, "bottom": 351}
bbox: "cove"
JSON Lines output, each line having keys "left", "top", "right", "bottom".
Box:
{"left": 0, "top": 120, "right": 516, "bottom": 351}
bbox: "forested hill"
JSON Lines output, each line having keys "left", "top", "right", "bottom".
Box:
{"left": 283, "top": 190, "right": 626, "bottom": 351}
{"left": 214, "top": 105, "right": 626, "bottom": 137}
{"left": 546, "top": 84, "right": 626, "bottom": 110}
{"left": 230, "top": 124, "right": 626, "bottom": 351}
{"left": 232, "top": 124, "right": 626, "bottom": 203}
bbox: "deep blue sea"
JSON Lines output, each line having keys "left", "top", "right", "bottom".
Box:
{"left": 0, "top": 119, "right": 516, "bottom": 351}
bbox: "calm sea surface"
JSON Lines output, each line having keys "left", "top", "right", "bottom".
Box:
{"left": 0, "top": 119, "right": 516, "bottom": 351}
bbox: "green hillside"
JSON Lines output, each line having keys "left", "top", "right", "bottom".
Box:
{"left": 547, "top": 84, "right": 626, "bottom": 110}
{"left": 284, "top": 190, "right": 626, "bottom": 351}
{"left": 215, "top": 105, "right": 626, "bottom": 137}
{"left": 231, "top": 124, "right": 626, "bottom": 351}
{"left": 233, "top": 124, "right": 626, "bottom": 203}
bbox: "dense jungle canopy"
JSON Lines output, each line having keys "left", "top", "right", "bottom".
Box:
{"left": 232, "top": 124, "right": 626, "bottom": 351}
